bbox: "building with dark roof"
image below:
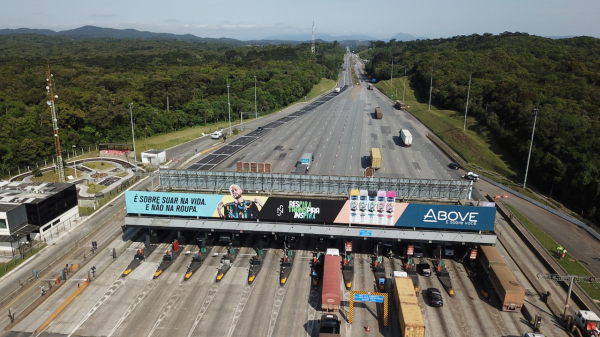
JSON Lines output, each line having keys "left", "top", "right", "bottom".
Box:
{"left": 0, "top": 180, "right": 79, "bottom": 254}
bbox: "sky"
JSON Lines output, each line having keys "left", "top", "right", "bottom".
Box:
{"left": 1, "top": 0, "right": 599, "bottom": 40}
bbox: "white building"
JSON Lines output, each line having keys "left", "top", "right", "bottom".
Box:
{"left": 141, "top": 150, "right": 167, "bottom": 166}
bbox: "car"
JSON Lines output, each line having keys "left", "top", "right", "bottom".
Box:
{"left": 521, "top": 333, "right": 545, "bottom": 337}
{"left": 211, "top": 131, "right": 222, "bottom": 139}
{"left": 413, "top": 244, "right": 424, "bottom": 258}
{"left": 465, "top": 171, "right": 480, "bottom": 182}
{"left": 257, "top": 126, "right": 264, "bottom": 131}
{"left": 426, "top": 288, "right": 444, "bottom": 307}
{"left": 218, "top": 234, "right": 232, "bottom": 245}
{"left": 417, "top": 262, "right": 431, "bottom": 277}
{"left": 444, "top": 244, "right": 454, "bottom": 257}
{"left": 448, "top": 162, "right": 460, "bottom": 170}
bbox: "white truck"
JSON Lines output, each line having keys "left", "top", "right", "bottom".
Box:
{"left": 400, "top": 129, "right": 412, "bottom": 147}
{"left": 211, "top": 130, "right": 223, "bottom": 139}
{"left": 334, "top": 87, "right": 341, "bottom": 93}
{"left": 574, "top": 310, "right": 600, "bottom": 337}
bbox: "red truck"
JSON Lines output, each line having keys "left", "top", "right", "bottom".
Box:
{"left": 322, "top": 248, "right": 341, "bottom": 312}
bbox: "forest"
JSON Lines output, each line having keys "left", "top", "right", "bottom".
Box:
{"left": 0, "top": 35, "right": 344, "bottom": 176}
{"left": 364, "top": 32, "right": 600, "bottom": 224}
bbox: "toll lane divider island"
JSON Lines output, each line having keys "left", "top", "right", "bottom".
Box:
{"left": 125, "top": 190, "right": 496, "bottom": 232}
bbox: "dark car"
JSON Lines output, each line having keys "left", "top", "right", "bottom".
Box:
{"left": 448, "top": 162, "right": 460, "bottom": 170}
{"left": 417, "top": 262, "right": 431, "bottom": 277}
{"left": 257, "top": 126, "right": 264, "bottom": 131}
{"left": 427, "top": 288, "right": 444, "bottom": 307}
{"left": 413, "top": 245, "right": 424, "bottom": 258}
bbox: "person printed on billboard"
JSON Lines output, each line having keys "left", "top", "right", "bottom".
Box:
{"left": 217, "top": 184, "right": 264, "bottom": 219}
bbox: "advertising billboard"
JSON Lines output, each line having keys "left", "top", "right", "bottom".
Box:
{"left": 259, "top": 197, "right": 345, "bottom": 223}
{"left": 394, "top": 204, "right": 496, "bottom": 232}
{"left": 126, "top": 189, "right": 496, "bottom": 232}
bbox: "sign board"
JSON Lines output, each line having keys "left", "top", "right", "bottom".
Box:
{"left": 407, "top": 245, "right": 414, "bottom": 256}
{"left": 345, "top": 241, "right": 353, "bottom": 252}
{"left": 126, "top": 191, "right": 496, "bottom": 232}
{"left": 395, "top": 204, "right": 496, "bottom": 232}
{"left": 359, "top": 230, "right": 372, "bottom": 237}
{"left": 353, "top": 293, "right": 384, "bottom": 303}
{"left": 259, "top": 197, "right": 345, "bottom": 223}
{"left": 470, "top": 248, "right": 478, "bottom": 260}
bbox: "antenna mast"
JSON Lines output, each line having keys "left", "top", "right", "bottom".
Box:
{"left": 311, "top": 21, "right": 315, "bottom": 54}
{"left": 46, "top": 67, "right": 65, "bottom": 183}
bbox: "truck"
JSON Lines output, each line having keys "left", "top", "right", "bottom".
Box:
{"left": 322, "top": 248, "right": 341, "bottom": 312}
{"left": 393, "top": 275, "right": 426, "bottom": 337}
{"left": 367, "top": 83, "right": 372, "bottom": 90}
{"left": 334, "top": 87, "right": 341, "bottom": 93}
{"left": 400, "top": 129, "right": 413, "bottom": 147}
{"left": 574, "top": 310, "right": 600, "bottom": 337}
{"left": 488, "top": 264, "right": 525, "bottom": 312}
{"left": 370, "top": 148, "right": 382, "bottom": 170}
{"left": 318, "top": 314, "right": 341, "bottom": 337}
{"left": 395, "top": 100, "right": 407, "bottom": 110}
{"left": 211, "top": 130, "right": 223, "bottom": 139}
{"left": 374, "top": 106, "right": 383, "bottom": 119}
{"left": 478, "top": 245, "right": 505, "bottom": 273}
{"left": 292, "top": 164, "right": 309, "bottom": 175}
{"left": 301, "top": 153, "right": 314, "bottom": 171}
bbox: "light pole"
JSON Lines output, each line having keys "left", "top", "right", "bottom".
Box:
{"left": 523, "top": 108, "right": 539, "bottom": 189}
{"left": 129, "top": 103, "right": 137, "bottom": 173}
{"left": 72, "top": 145, "right": 77, "bottom": 178}
{"left": 428, "top": 66, "right": 433, "bottom": 111}
{"left": 391, "top": 59, "right": 393, "bottom": 87}
{"left": 227, "top": 81, "right": 232, "bottom": 136}
{"left": 463, "top": 74, "right": 472, "bottom": 131}
{"left": 254, "top": 76, "right": 257, "bottom": 120}
{"left": 402, "top": 68, "right": 407, "bottom": 102}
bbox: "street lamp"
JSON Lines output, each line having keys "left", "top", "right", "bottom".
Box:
{"left": 72, "top": 145, "right": 77, "bottom": 179}
{"left": 402, "top": 67, "right": 407, "bottom": 102}
{"left": 463, "top": 74, "right": 472, "bottom": 131}
{"left": 428, "top": 66, "right": 433, "bottom": 111}
{"left": 523, "top": 108, "right": 539, "bottom": 189}
{"left": 254, "top": 76, "right": 257, "bottom": 120}
{"left": 227, "top": 81, "right": 232, "bottom": 136}
{"left": 129, "top": 103, "right": 137, "bottom": 173}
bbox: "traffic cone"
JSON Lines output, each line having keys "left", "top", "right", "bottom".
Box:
{"left": 366, "top": 324, "right": 370, "bottom": 332}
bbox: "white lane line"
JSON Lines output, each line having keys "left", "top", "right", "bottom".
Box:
{"left": 68, "top": 276, "right": 126, "bottom": 337}
{"left": 187, "top": 283, "right": 221, "bottom": 337}
{"left": 266, "top": 286, "right": 288, "bottom": 337}
{"left": 107, "top": 281, "right": 156, "bottom": 337}
{"left": 147, "top": 279, "right": 188, "bottom": 337}
{"left": 227, "top": 284, "right": 256, "bottom": 337}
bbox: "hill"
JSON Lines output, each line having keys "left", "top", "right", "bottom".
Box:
{"left": 365, "top": 32, "right": 600, "bottom": 225}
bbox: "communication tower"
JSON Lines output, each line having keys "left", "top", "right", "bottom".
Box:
{"left": 45, "top": 68, "right": 65, "bottom": 183}
{"left": 311, "top": 21, "right": 315, "bottom": 54}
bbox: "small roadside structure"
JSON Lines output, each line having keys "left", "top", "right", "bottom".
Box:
{"left": 141, "top": 150, "right": 167, "bottom": 166}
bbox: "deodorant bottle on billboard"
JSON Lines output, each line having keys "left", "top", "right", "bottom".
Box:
{"left": 386, "top": 191, "right": 396, "bottom": 225}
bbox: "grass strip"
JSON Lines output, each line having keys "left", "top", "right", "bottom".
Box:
{"left": 504, "top": 203, "right": 599, "bottom": 301}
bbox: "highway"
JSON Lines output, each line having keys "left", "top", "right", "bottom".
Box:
{"left": 0, "top": 51, "right": 577, "bottom": 337}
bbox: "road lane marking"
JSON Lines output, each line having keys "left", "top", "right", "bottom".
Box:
{"left": 68, "top": 277, "right": 126, "bottom": 337}
{"left": 187, "top": 283, "right": 220, "bottom": 337}
{"left": 107, "top": 280, "right": 156, "bottom": 337}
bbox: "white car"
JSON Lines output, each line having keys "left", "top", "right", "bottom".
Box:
{"left": 211, "top": 131, "right": 222, "bottom": 139}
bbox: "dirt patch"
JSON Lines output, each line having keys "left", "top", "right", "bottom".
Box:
{"left": 351, "top": 85, "right": 361, "bottom": 99}
{"left": 91, "top": 173, "right": 108, "bottom": 179}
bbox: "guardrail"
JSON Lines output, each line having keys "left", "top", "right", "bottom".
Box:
{"left": 491, "top": 196, "right": 600, "bottom": 316}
